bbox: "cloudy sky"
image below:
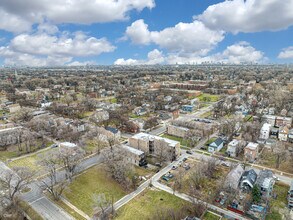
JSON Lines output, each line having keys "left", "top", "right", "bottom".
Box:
{"left": 0, "top": 0, "right": 292, "bottom": 66}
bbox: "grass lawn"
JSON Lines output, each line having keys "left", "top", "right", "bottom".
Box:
{"left": 265, "top": 182, "right": 290, "bottom": 220}
{"left": 205, "top": 137, "right": 217, "bottom": 146}
{"left": 8, "top": 147, "right": 55, "bottom": 171}
{"left": 0, "top": 150, "right": 19, "bottom": 160}
{"left": 115, "top": 189, "right": 189, "bottom": 220}
{"left": 200, "top": 111, "right": 212, "bottom": 118}
{"left": 46, "top": 194, "right": 86, "bottom": 220}
{"left": 64, "top": 165, "right": 127, "bottom": 216}
{"left": 270, "top": 183, "right": 289, "bottom": 209}
{"left": 202, "top": 211, "right": 221, "bottom": 220}
{"left": 19, "top": 201, "right": 43, "bottom": 220}
{"left": 197, "top": 94, "right": 219, "bottom": 102}
{"left": 110, "top": 98, "right": 118, "bottom": 103}
{"left": 162, "top": 134, "right": 188, "bottom": 146}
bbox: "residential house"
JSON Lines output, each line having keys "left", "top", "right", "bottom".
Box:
{"left": 239, "top": 169, "right": 258, "bottom": 190}
{"left": 94, "top": 109, "right": 109, "bottom": 123}
{"left": 288, "top": 129, "right": 293, "bottom": 143}
{"left": 129, "top": 133, "right": 180, "bottom": 161}
{"left": 278, "top": 126, "right": 289, "bottom": 142}
{"left": 225, "top": 164, "right": 244, "bottom": 190}
{"left": 119, "top": 144, "right": 147, "bottom": 167}
{"left": 208, "top": 138, "right": 224, "bottom": 153}
{"left": 244, "top": 142, "right": 259, "bottom": 162}
{"left": 262, "top": 115, "right": 276, "bottom": 127}
{"left": 105, "top": 127, "right": 121, "bottom": 139}
{"left": 181, "top": 105, "right": 194, "bottom": 112}
{"left": 275, "top": 116, "right": 292, "bottom": 128}
{"left": 259, "top": 123, "right": 271, "bottom": 141}
{"left": 270, "top": 127, "right": 279, "bottom": 139}
{"left": 8, "top": 103, "right": 21, "bottom": 113}
{"left": 226, "top": 139, "right": 240, "bottom": 157}
{"left": 0, "top": 127, "right": 22, "bottom": 147}
{"left": 288, "top": 181, "right": 293, "bottom": 208}
{"left": 256, "top": 170, "right": 275, "bottom": 197}
{"left": 167, "top": 125, "right": 189, "bottom": 138}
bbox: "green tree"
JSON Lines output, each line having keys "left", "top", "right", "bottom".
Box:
{"left": 252, "top": 185, "right": 261, "bottom": 203}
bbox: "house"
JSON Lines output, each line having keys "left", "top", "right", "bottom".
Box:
{"left": 259, "top": 123, "right": 271, "bottom": 140}
{"left": 94, "top": 109, "right": 109, "bottom": 123}
{"left": 262, "top": 115, "right": 276, "bottom": 127}
{"left": 0, "top": 126, "right": 22, "bottom": 147}
{"left": 244, "top": 142, "right": 259, "bottom": 162}
{"left": 181, "top": 105, "right": 194, "bottom": 112}
{"left": 288, "top": 180, "right": 293, "bottom": 208}
{"left": 226, "top": 139, "right": 240, "bottom": 157}
{"left": 270, "top": 127, "right": 279, "bottom": 138}
{"left": 167, "top": 125, "right": 189, "bottom": 138}
{"left": 288, "top": 129, "right": 293, "bottom": 143}
{"left": 59, "top": 142, "right": 78, "bottom": 154}
{"left": 8, "top": 103, "right": 21, "bottom": 113}
{"left": 275, "top": 116, "right": 292, "bottom": 128}
{"left": 239, "top": 169, "right": 257, "bottom": 190}
{"left": 208, "top": 138, "right": 224, "bottom": 153}
{"left": 225, "top": 164, "right": 244, "bottom": 190}
{"left": 278, "top": 126, "right": 289, "bottom": 142}
{"left": 105, "top": 127, "right": 121, "bottom": 139}
{"left": 129, "top": 133, "right": 180, "bottom": 161}
{"left": 256, "top": 170, "right": 275, "bottom": 197}
{"left": 119, "top": 145, "right": 147, "bottom": 167}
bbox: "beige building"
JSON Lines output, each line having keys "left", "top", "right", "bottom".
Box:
{"left": 119, "top": 144, "right": 146, "bottom": 166}
{"left": 129, "top": 133, "right": 180, "bottom": 161}
{"left": 167, "top": 124, "right": 189, "bottom": 138}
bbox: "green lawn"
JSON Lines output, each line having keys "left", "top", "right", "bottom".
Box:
{"left": 8, "top": 147, "right": 55, "bottom": 171}
{"left": 270, "top": 183, "right": 289, "bottom": 209}
{"left": 162, "top": 134, "right": 188, "bottom": 146}
{"left": 266, "top": 182, "right": 290, "bottom": 220}
{"left": 110, "top": 98, "right": 117, "bottom": 103}
{"left": 200, "top": 111, "right": 212, "bottom": 118}
{"left": 115, "top": 189, "right": 189, "bottom": 220}
{"left": 46, "top": 195, "right": 86, "bottom": 220}
{"left": 205, "top": 137, "right": 217, "bottom": 146}
{"left": 197, "top": 94, "right": 219, "bottom": 102}
{"left": 203, "top": 211, "right": 221, "bottom": 220}
{"left": 64, "top": 165, "right": 127, "bottom": 216}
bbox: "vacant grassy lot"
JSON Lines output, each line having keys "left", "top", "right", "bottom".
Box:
{"left": 8, "top": 147, "right": 55, "bottom": 171}
{"left": 198, "top": 94, "right": 219, "bottom": 102}
{"left": 63, "top": 165, "right": 127, "bottom": 216}
{"left": 202, "top": 211, "right": 221, "bottom": 220}
{"left": 115, "top": 189, "right": 189, "bottom": 220}
{"left": 266, "top": 182, "right": 290, "bottom": 220}
{"left": 162, "top": 134, "right": 188, "bottom": 146}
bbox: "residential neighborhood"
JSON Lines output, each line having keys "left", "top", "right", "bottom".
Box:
{"left": 0, "top": 64, "right": 292, "bottom": 220}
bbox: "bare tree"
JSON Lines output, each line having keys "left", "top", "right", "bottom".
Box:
{"left": 38, "top": 151, "right": 68, "bottom": 200}
{"left": 101, "top": 146, "right": 134, "bottom": 190}
{"left": 0, "top": 167, "right": 34, "bottom": 207}
{"left": 58, "top": 147, "right": 85, "bottom": 181}
{"left": 92, "top": 193, "right": 114, "bottom": 220}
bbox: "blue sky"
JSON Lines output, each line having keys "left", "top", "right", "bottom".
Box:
{"left": 0, "top": 0, "right": 292, "bottom": 66}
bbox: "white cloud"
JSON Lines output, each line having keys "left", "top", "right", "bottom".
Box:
{"left": 114, "top": 49, "right": 164, "bottom": 65}
{"left": 0, "top": 28, "right": 115, "bottom": 66}
{"left": 166, "top": 42, "right": 265, "bottom": 64}
{"left": 115, "top": 42, "right": 265, "bottom": 65}
{"left": 278, "top": 46, "right": 293, "bottom": 59}
{"left": 125, "top": 20, "right": 225, "bottom": 56}
{"left": 197, "top": 0, "right": 293, "bottom": 33}
{"left": 0, "top": 0, "right": 155, "bottom": 33}
{"left": 67, "top": 61, "right": 97, "bottom": 66}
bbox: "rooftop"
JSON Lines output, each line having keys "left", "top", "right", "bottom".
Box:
{"left": 120, "top": 144, "right": 144, "bottom": 156}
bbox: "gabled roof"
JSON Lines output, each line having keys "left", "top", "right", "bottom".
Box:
{"left": 209, "top": 138, "right": 224, "bottom": 148}
{"left": 105, "top": 126, "right": 119, "bottom": 134}
{"left": 240, "top": 169, "right": 257, "bottom": 188}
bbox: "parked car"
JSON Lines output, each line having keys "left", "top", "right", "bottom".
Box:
{"left": 172, "top": 165, "right": 178, "bottom": 170}
{"left": 183, "top": 158, "right": 187, "bottom": 162}
{"left": 186, "top": 150, "right": 192, "bottom": 154}
{"left": 162, "top": 176, "right": 169, "bottom": 181}
{"left": 50, "top": 144, "right": 58, "bottom": 148}
{"left": 155, "top": 163, "right": 162, "bottom": 167}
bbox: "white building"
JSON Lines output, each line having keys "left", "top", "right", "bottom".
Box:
{"left": 259, "top": 123, "right": 271, "bottom": 140}
{"left": 226, "top": 139, "right": 240, "bottom": 157}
